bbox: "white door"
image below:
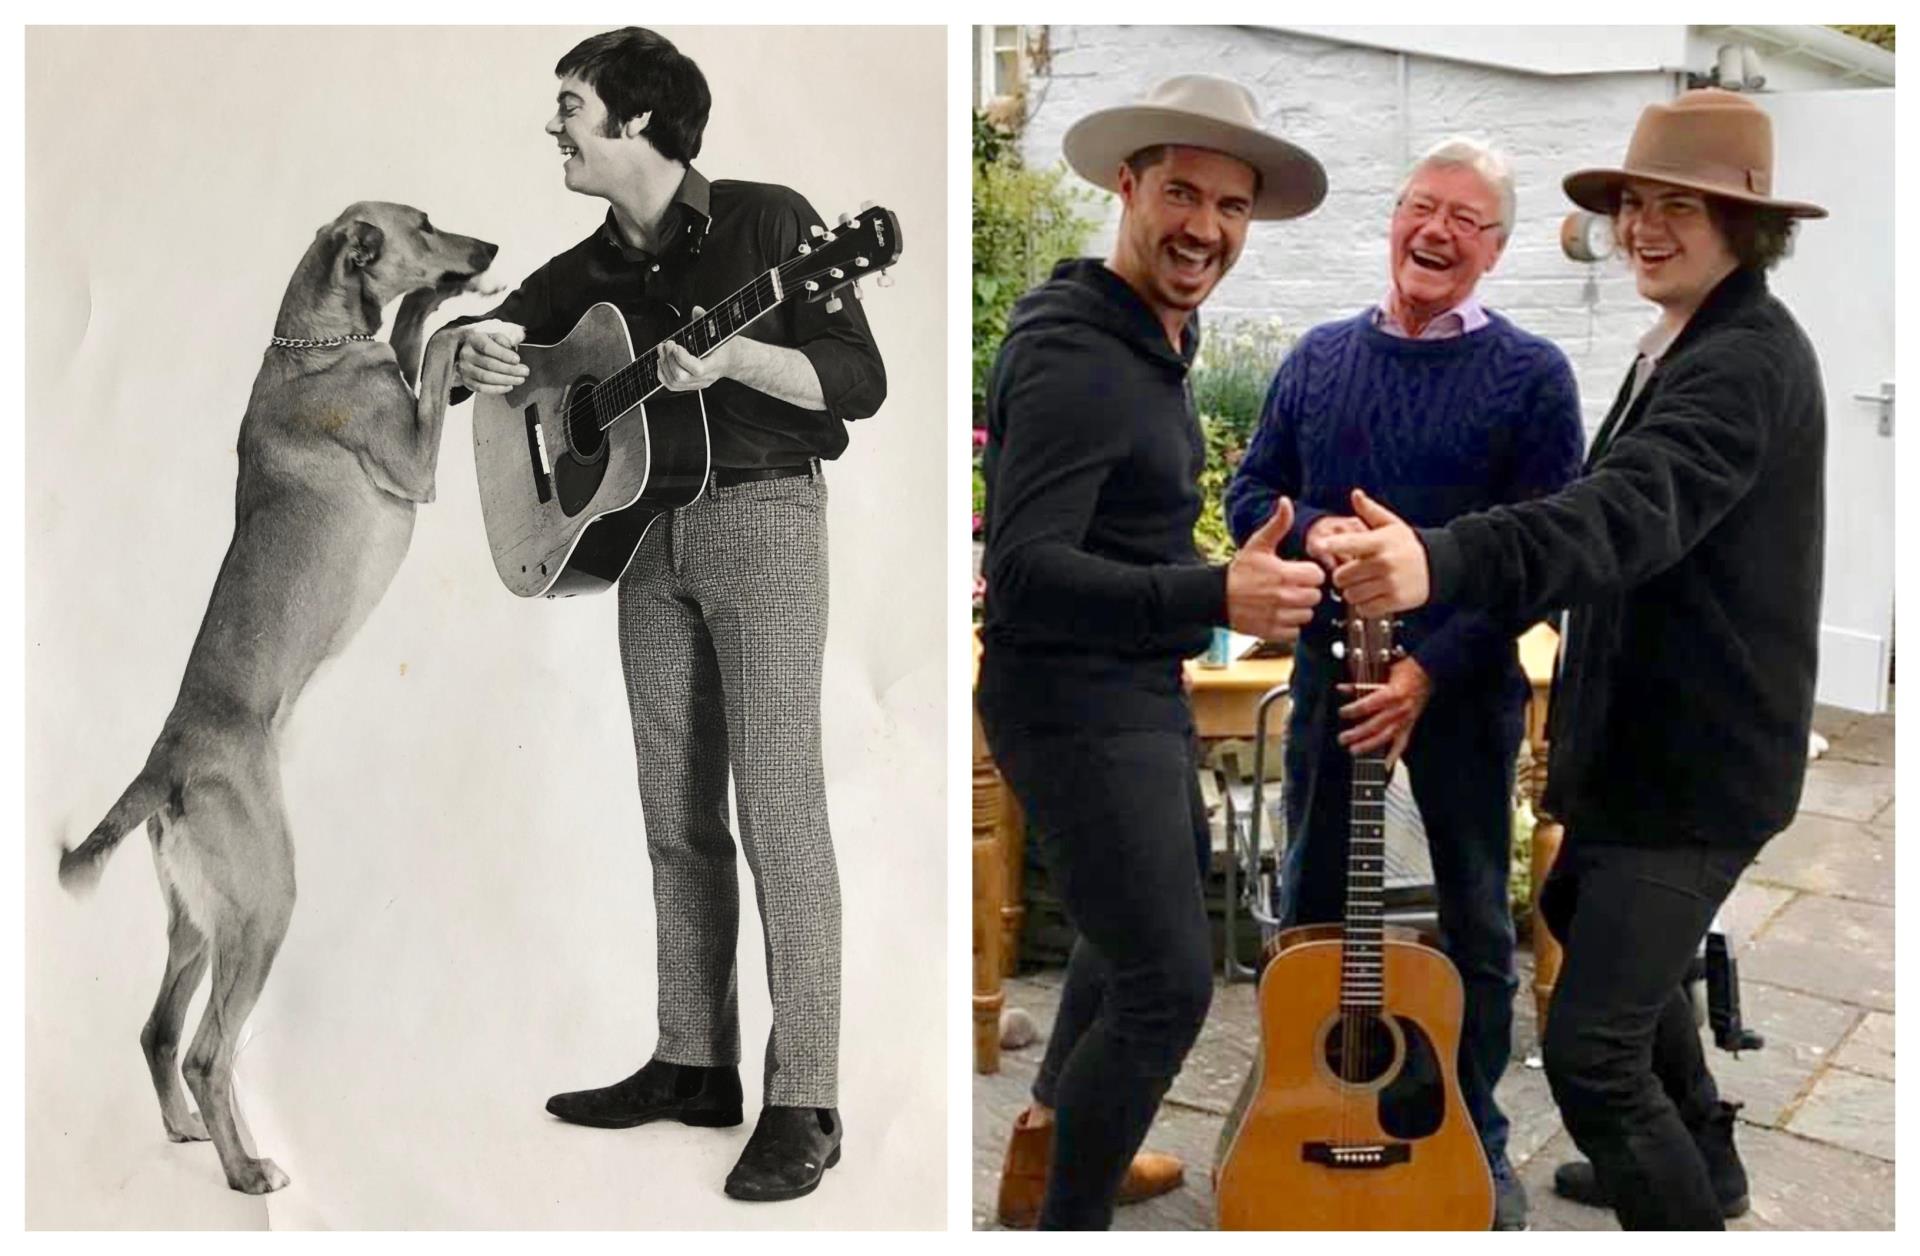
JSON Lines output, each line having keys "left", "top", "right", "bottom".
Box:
{"left": 1766, "top": 88, "right": 1895, "bottom": 713}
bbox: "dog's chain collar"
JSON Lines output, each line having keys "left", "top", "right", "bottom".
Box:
{"left": 269, "top": 332, "right": 377, "bottom": 350}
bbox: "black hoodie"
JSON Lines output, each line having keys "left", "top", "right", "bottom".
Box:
{"left": 979, "top": 259, "right": 1229, "bottom": 729}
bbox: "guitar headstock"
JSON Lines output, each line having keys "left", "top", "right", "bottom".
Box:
{"left": 785, "top": 204, "right": 903, "bottom": 311}
{"left": 1335, "top": 612, "right": 1402, "bottom": 686}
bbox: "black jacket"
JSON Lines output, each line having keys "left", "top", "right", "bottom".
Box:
{"left": 979, "top": 260, "right": 1227, "bottom": 727}
{"left": 1423, "top": 267, "right": 1825, "bottom": 848}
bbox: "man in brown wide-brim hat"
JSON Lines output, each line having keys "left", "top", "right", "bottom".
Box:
{"left": 1320, "top": 86, "right": 1829, "bottom": 1230}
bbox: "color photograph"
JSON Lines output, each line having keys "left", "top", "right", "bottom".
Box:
{"left": 968, "top": 22, "right": 1893, "bottom": 1231}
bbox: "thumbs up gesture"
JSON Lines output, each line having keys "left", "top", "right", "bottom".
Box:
{"left": 1225, "top": 497, "right": 1325, "bottom": 641}
{"left": 1319, "top": 489, "right": 1432, "bottom": 616}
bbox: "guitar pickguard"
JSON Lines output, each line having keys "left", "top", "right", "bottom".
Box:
{"left": 1378, "top": 1014, "right": 1447, "bottom": 1141}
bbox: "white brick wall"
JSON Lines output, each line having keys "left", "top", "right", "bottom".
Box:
{"left": 1020, "top": 24, "right": 1686, "bottom": 436}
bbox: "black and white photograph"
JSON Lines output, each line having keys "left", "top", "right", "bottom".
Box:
{"left": 25, "top": 23, "right": 947, "bottom": 1229}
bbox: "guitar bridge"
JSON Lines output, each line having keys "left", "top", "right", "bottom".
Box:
{"left": 1303, "top": 1142, "right": 1412, "bottom": 1170}
{"left": 524, "top": 402, "right": 554, "bottom": 504}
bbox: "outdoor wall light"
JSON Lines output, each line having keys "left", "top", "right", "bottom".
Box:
{"left": 1559, "top": 210, "right": 1615, "bottom": 263}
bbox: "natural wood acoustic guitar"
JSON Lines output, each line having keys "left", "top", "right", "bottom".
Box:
{"left": 471, "top": 204, "right": 900, "bottom": 598}
{"left": 1215, "top": 612, "right": 1494, "bottom": 1229}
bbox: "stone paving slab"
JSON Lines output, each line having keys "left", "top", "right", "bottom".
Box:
{"left": 1786, "top": 1068, "right": 1897, "bottom": 1162}
{"left": 1823, "top": 707, "right": 1894, "bottom": 767}
{"left": 1750, "top": 813, "right": 1893, "bottom": 905}
{"left": 1740, "top": 895, "right": 1895, "bottom": 1012}
{"left": 1709, "top": 982, "right": 1861, "bottom": 1126}
{"left": 1796, "top": 758, "right": 1896, "bottom": 824}
{"left": 1513, "top": 1122, "right": 1895, "bottom": 1230}
{"left": 1721, "top": 879, "right": 1797, "bottom": 942}
{"left": 1832, "top": 1011, "right": 1895, "bottom": 1081}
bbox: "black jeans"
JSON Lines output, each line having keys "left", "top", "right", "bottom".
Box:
{"left": 1539, "top": 836, "right": 1755, "bottom": 1230}
{"left": 980, "top": 709, "right": 1213, "bottom": 1231}
{"left": 1280, "top": 652, "right": 1525, "bottom": 1163}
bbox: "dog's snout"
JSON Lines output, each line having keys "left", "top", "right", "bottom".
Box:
{"left": 475, "top": 240, "right": 499, "bottom": 268}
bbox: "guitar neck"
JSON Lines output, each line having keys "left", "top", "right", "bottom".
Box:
{"left": 590, "top": 267, "right": 792, "bottom": 430}
{"left": 1342, "top": 749, "right": 1389, "bottom": 1011}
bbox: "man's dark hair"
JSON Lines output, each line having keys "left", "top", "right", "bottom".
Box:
{"left": 1123, "top": 144, "right": 1264, "bottom": 199}
{"left": 556, "top": 27, "right": 711, "bottom": 164}
{"left": 1704, "top": 197, "right": 1798, "bottom": 271}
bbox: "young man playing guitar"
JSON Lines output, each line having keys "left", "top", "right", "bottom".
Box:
{"left": 1322, "top": 89, "right": 1828, "bottom": 1230}
{"left": 439, "top": 26, "right": 884, "bottom": 1202}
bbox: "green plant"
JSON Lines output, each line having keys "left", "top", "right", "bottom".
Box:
{"left": 1189, "top": 317, "right": 1297, "bottom": 559}
{"left": 972, "top": 111, "right": 1098, "bottom": 414}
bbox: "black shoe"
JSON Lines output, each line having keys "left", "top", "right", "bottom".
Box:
{"left": 1552, "top": 1104, "right": 1750, "bottom": 1220}
{"left": 545, "top": 1059, "right": 743, "bottom": 1129}
{"left": 724, "top": 1106, "right": 843, "bottom": 1202}
{"left": 1490, "top": 1153, "right": 1529, "bottom": 1230}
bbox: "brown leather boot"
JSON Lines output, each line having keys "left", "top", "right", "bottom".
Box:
{"left": 995, "top": 1107, "right": 1186, "bottom": 1228}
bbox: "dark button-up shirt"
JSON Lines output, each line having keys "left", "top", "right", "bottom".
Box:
{"left": 459, "top": 166, "right": 886, "bottom": 468}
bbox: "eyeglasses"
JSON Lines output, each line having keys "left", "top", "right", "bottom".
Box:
{"left": 1396, "top": 196, "right": 1500, "bottom": 238}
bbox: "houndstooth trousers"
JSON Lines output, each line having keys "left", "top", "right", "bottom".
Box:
{"left": 616, "top": 466, "right": 841, "bottom": 1108}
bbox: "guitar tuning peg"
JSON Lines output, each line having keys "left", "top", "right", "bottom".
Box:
{"left": 797, "top": 242, "right": 812, "bottom": 255}
{"left": 803, "top": 280, "right": 820, "bottom": 293}
{"left": 828, "top": 267, "right": 845, "bottom": 279}
{"left": 1331, "top": 641, "right": 1347, "bottom": 660}
{"left": 809, "top": 224, "right": 826, "bottom": 238}
{"left": 854, "top": 256, "right": 870, "bottom": 268}
{"left": 858, "top": 199, "right": 876, "bottom": 212}
{"left": 837, "top": 212, "right": 852, "bottom": 227}
{"left": 876, "top": 270, "right": 894, "bottom": 288}
{"left": 824, "top": 294, "right": 844, "bottom": 314}
{"left": 852, "top": 281, "right": 865, "bottom": 301}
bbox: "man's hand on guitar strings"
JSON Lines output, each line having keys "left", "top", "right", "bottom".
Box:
{"left": 658, "top": 307, "right": 734, "bottom": 392}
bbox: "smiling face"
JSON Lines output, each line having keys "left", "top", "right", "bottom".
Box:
{"left": 1388, "top": 163, "right": 1506, "bottom": 322}
{"left": 1109, "top": 145, "right": 1256, "bottom": 341}
{"left": 545, "top": 72, "right": 650, "bottom": 199}
{"left": 1615, "top": 178, "right": 1740, "bottom": 316}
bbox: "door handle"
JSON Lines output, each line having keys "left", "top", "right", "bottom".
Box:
{"left": 1852, "top": 381, "right": 1894, "bottom": 438}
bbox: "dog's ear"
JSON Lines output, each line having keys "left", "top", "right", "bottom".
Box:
{"left": 341, "top": 220, "right": 384, "bottom": 271}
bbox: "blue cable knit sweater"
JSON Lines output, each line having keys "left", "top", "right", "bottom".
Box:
{"left": 1226, "top": 310, "right": 1583, "bottom": 690}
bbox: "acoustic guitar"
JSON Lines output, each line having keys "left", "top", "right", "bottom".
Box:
{"left": 471, "top": 204, "right": 901, "bottom": 598}
{"left": 1216, "top": 612, "right": 1493, "bottom": 1230}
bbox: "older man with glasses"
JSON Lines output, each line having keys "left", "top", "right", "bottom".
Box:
{"left": 1224, "top": 136, "right": 1584, "bottom": 1230}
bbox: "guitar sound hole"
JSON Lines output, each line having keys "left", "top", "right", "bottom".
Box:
{"left": 1323, "top": 1011, "right": 1397, "bottom": 1086}
{"left": 565, "top": 378, "right": 607, "bottom": 462}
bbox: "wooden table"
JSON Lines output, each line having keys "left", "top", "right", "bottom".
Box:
{"left": 971, "top": 625, "right": 1566, "bottom": 1072}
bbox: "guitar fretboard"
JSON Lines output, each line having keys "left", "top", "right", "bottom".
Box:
{"left": 1342, "top": 750, "right": 1389, "bottom": 1011}
{"left": 583, "top": 268, "right": 788, "bottom": 431}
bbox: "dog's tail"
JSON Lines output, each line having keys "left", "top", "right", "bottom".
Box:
{"left": 59, "top": 772, "right": 168, "bottom": 895}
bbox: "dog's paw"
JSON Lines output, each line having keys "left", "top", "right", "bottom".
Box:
{"left": 165, "top": 1111, "right": 210, "bottom": 1143}
{"left": 228, "top": 1157, "right": 290, "bottom": 1195}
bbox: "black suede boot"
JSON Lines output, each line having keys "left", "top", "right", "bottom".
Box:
{"left": 724, "top": 1106, "right": 843, "bottom": 1202}
{"left": 545, "top": 1059, "right": 743, "bottom": 1129}
{"left": 1553, "top": 1102, "right": 1750, "bottom": 1219}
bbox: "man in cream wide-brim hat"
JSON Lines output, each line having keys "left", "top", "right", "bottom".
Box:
{"left": 977, "top": 75, "right": 1326, "bottom": 1230}
{"left": 1320, "top": 86, "right": 1830, "bottom": 1231}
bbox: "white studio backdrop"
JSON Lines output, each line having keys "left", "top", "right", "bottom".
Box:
{"left": 24, "top": 25, "right": 947, "bottom": 1229}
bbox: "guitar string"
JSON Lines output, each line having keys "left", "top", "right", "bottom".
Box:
{"left": 564, "top": 226, "right": 879, "bottom": 447}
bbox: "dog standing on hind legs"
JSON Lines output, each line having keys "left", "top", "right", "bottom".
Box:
{"left": 58, "top": 202, "right": 499, "bottom": 1195}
